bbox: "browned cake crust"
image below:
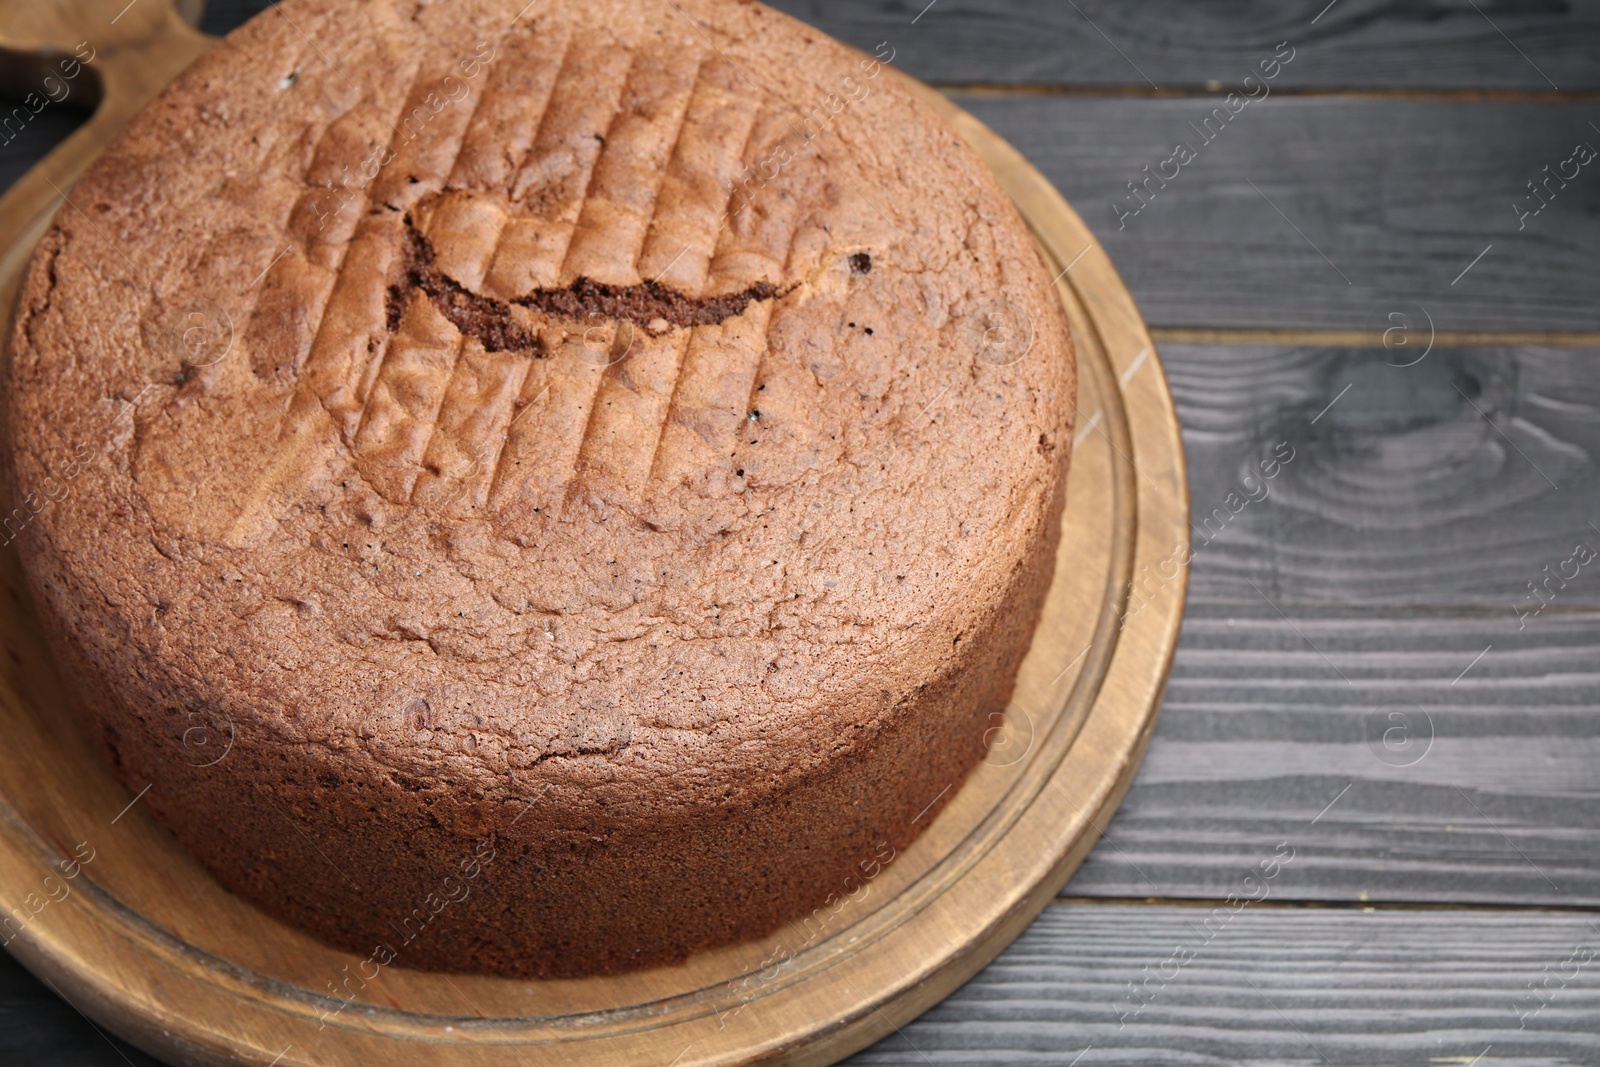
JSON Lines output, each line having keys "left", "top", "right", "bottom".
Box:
{"left": 2, "top": 0, "right": 1074, "bottom": 977}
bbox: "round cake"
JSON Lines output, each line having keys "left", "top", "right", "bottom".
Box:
{"left": 2, "top": 0, "right": 1074, "bottom": 976}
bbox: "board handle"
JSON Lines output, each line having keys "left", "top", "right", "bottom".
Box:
{"left": 0, "top": 0, "right": 211, "bottom": 311}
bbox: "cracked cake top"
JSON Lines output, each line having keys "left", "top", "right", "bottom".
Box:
{"left": 3, "top": 0, "right": 1073, "bottom": 814}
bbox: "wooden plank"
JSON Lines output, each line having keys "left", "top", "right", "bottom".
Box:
{"left": 1059, "top": 343, "right": 1600, "bottom": 905}
{"left": 1062, "top": 604, "right": 1600, "bottom": 905}
{"left": 844, "top": 904, "right": 1600, "bottom": 1064}
{"left": 1160, "top": 343, "right": 1600, "bottom": 608}
{"left": 959, "top": 96, "right": 1600, "bottom": 332}
{"left": 769, "top": 0, "right": 1600, "bottom": 92}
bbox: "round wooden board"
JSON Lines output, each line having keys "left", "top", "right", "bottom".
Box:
{"left": 0, "top": 4, "right": 1188, "bottom": 1064}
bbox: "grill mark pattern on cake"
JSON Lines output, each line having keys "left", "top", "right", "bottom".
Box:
{"left": 339, "top": 57, "right": 510, "bottom": 504}
{"left": 411, "top": 28, "right": 573, "bottom": 511}
{"left": 217, "top": 55, "right": 435, "bottom": 543}
{"left": 379, "top": 234, "right": 790, "bottom": 505}
{"left": 536, "top": 45, "right": 687, "bottom": 507}
{"left": 650, "top": 106, "right": 822, "bottom": 491}
{"left": 560, "top": 53, "right": 701, "bottom": 285}
{"left": 341, "top": 31, "right": 581, "bottom": 508}
{"left": 243, "top": 57, "right": 428, "bottom": 390}
{"left": 449, "top": 28, "right": 570, "bottom": 195}
{"left": 643, "top": 62, "right": 762, "bottom": 485}
{"left": 733, "top": 119, "right": 833, "bottom": 487}
{"left": 281, "top": 29, "right": 608, "bottom": 518}
{"left": 214, "top": 31, "right": 840, "bottom": 532}
{"left": 461, "top": 51, "right": 747, "bottom": 511}
{"left": 379, "top": 217, "right": 792, "bottom": 507}
{"left": 483, "top": 44, "right": 647, "bottom": 513}
{"left": 460, "top": 53, "right": 812, "bottom": 511}
{"left": 492, "top": 43, "right": 634, "bottom": 293}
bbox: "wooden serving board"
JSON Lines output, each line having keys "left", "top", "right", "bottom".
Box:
{"left": 0, "top": 2, "right": 1188, "bottom": 1064}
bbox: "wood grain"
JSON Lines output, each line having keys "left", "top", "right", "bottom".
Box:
{"left": 766, "top": 0, "right": 1600, "bottom": 92}
{"left": 1057, "top": 341, "right": 1600, "bottom": 906}
{"left": 842, "top": 903, "right": 1600, "bottom": 1065}
{"left": 1164, "top": 343, "right": 1600, "bottom": 608}
{"left": 1066, "top": 604, "right": 1600, "bottom": 905}
{"left": 958, "top": 96, "right": 1600, "bottom": 332}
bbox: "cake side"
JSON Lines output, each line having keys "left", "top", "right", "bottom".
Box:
{"left": 2, "top": 0, "right": 1075, "bottom": 976}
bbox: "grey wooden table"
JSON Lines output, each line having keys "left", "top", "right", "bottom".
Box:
{"left": 4, "top": 1, "right": 1599, "bottom": 1063}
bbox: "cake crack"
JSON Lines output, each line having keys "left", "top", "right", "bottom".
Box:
{"left": 388, "top": 220, "right": 789, "bottom": 354}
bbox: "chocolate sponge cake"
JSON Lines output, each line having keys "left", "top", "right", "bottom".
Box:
{"left": 2, "top": 0, "right": 1074, "bottom": 976}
